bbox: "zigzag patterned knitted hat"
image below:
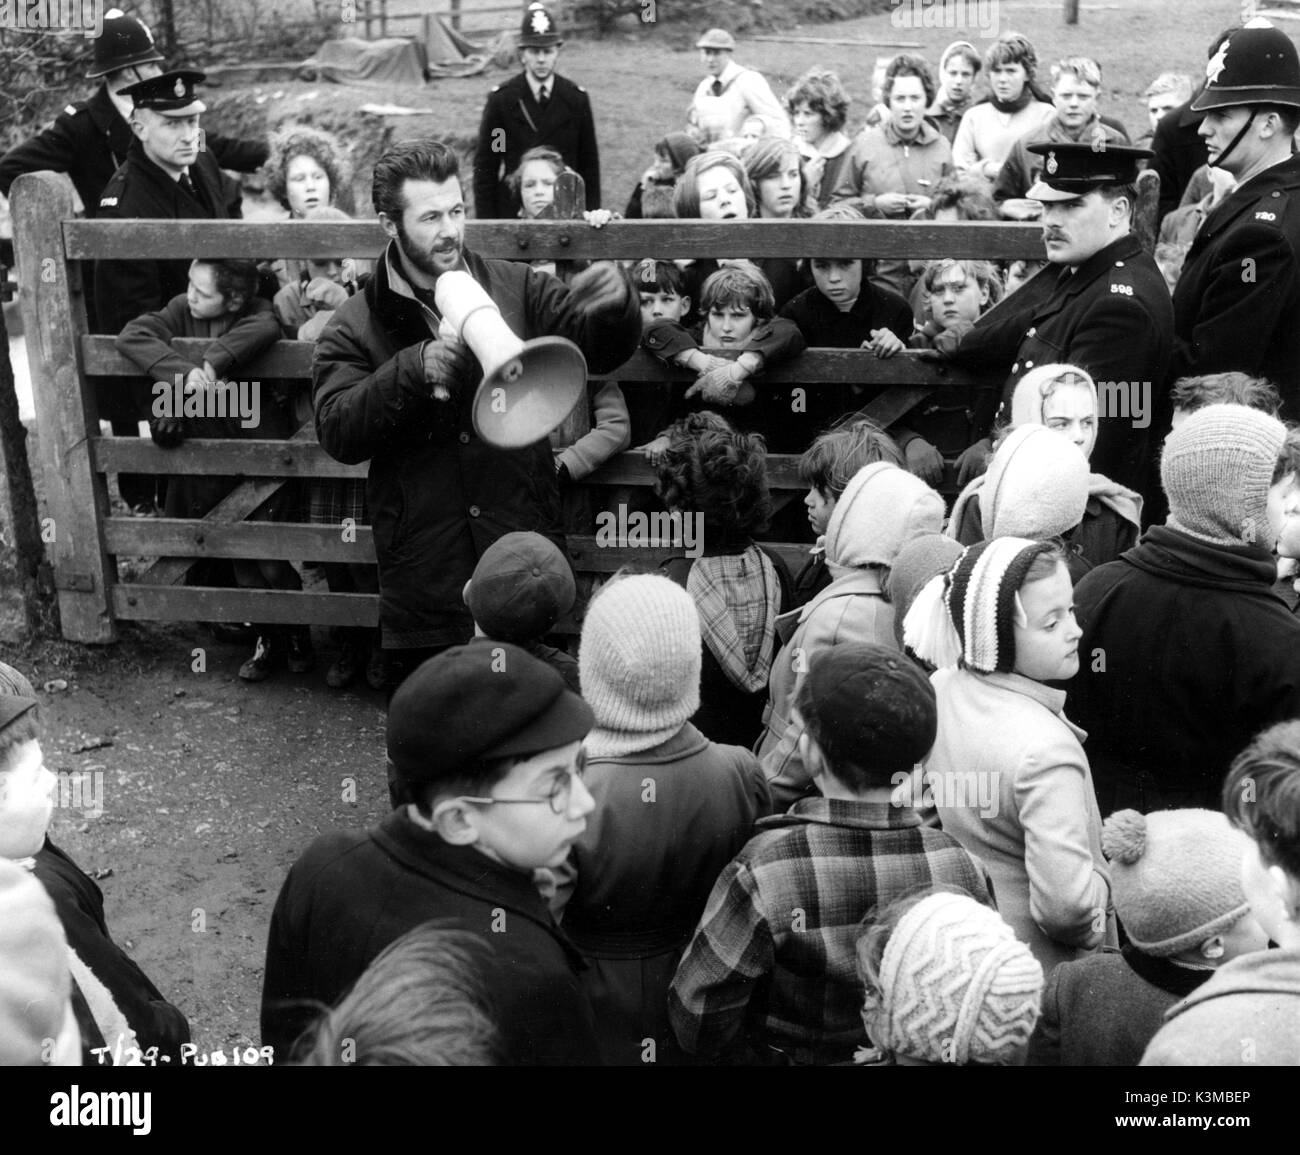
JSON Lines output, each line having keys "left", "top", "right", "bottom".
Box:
{"left": 875, "top": 891, "right": 1044, "bottom": 1065}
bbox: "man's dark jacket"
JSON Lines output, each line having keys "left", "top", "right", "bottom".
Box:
{"left": 1169, "top": 152, "right": 1300, "bottom": 421}
{"left": 313, "top": 240, "right": 640, "bottom": 649}
{"left": 260, "top": 810, "right": 601, "bottom": 1065}
{"left": 0, "top": 83, "right": 266, "bottom": 211}
{"left": 92, "top": 138, "right": 235, "bottom": 337}
{"left": 473, "top": 72, "right": 600, "bottom": 218}
{"left": 946, "top": 233, "right": 1172, "bottom": 496}
{"left": 1068, "top": 525, "right": 1300, "bottom": 815}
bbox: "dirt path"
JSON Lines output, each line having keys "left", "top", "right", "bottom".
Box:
{"left": 26, "top": 622, "right": 391, "bottom": 1060}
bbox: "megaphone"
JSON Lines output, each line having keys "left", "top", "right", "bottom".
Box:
{"left": 433, "top": 270, "right": 587, "bottom": 449}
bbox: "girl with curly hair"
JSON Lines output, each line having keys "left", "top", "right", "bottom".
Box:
{"left": 654, "top": 411, "right": 792, "bottom": 748}
{"left": 785, "top": 68, "right": 863, "bottom": 211}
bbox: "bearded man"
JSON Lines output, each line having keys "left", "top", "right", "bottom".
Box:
{"left": 313, "top": 139, "right": 640, "bottom": 695}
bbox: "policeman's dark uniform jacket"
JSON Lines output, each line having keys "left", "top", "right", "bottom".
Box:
{"left": 945, "top": 143, "right": 1173, "bottom": 497}
{"left": 0, "top": 8, "right": 266, "bottom": 213}
{"left": 472, "top": 4, "right": 600, "bottom": 218}
{"left": 312, "top": 240, "right": 641, "bottom": 653}
{"left": 0, "top": 86, "right": 267, "bottom": 216}
{"left": 92, "top": 72, "right": 234, "bottom": 339}
{"left": 1168, "top": 21, "right": 1300, "bottom": 421}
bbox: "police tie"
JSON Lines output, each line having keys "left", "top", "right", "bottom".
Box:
{"left": 711, "top": 80, "right": 723, "bottom": 97}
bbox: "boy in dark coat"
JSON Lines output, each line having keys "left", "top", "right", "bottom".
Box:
{"left": 557, "top": 575, "right": 770, "bottom": 1065}
{"left": 1143, "top": 721, "right": 1300, "bottom": 1064}
{"left": 0, "top": 671, "right": 190, "bottom": 1065}
{"left": 1070, "top": 404, "right": 1300, "bottom": 815}
{"left": 1030, "top": 808, "right": 1267, "bottom": 1065}
{"left": 260, "top": 643, "right": 603, "bottom": 1065}
{"left": 669, "top": 644, "right": 992, "bottom": 1065}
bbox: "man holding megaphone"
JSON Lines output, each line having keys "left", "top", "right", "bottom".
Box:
{"left": 314, "top": 139, "right": 640, "bottom": 698}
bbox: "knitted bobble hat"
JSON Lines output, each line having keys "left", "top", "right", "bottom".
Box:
{"left": 1161, "top": 403, "right": 1287, "bottom": 547}
{"left": 887, "top": 533, "right": 965, "bottom": 652}
{"left": 904, "top": 537, "right": 1056, "bottom": 673}
{"left": 579, "top": 574, "right": 702, "bottom": 758}
{"left": 875, "top": 892, "right": 1044, "bottom": 1065}
{"left": 1101, "top": 809, "right": 1254, "bottom": 957}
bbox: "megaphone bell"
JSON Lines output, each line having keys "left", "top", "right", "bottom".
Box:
{"left": 433, "top": 270, "right": 587, "bottom": 449}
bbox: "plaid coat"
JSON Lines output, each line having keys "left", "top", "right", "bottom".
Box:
{"left": 668, "top": 797, "right": 993, "bottom": 1065}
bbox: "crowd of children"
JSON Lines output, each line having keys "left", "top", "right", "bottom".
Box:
{"left": 6, "top": 22, "right": 1300, "bottom": 1073}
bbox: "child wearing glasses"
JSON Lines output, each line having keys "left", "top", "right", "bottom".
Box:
{"left": 261, "top": 642, "right": 602, "bottom": 1065}
{"left": 555, "top": 574, "right": 771, "bottom": 1065}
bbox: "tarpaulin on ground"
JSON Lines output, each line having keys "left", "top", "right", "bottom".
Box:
{"left": 304, "top": 37, "right": 429, "bottom": 86}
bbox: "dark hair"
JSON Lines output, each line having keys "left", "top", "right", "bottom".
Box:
{"left": 784, "top": 67, "right": 850, "bottom": 133}
{"left": 884, "top": 54, "right": 936, "bottom": 107}
{"left": 700, "top": 262, "right": 775, "bottom": 321}
{"left": 1222, "top": 720, "right": 1300, "bottom": 881}
{"left": 1096, "top": 182, "right": 1138, "bottom": 215}
{"left": 1170, "top": 372, "right": 1282, "bottom": 419}
{"left": 928, "top": 174, "right": 998, "bottom": 221}
{"left": 986, "top": 31, "right": 1038, "bottom": 76}
{"left": 673, "top": 151, "right": 757, "bottom": 219}
{"left": 744, "top": 137, "right": 808, "bottom": 216}
{"left": 373, "top": 139, "right": 461, "bottom": 222}
{"left": 1263, "top": 104, "right": 1300, "bottom": 137}
{"left": 1274, "top": 428, "right": 1300, "bottom": 487}
{"left": 264, "top": 125, "right": 353, "bottom": 215}
{"left": 507, "top": 145, "right": 566, "bottom": 199}
{"left": 799, "top": 417, "right": 904, "bottom": 498}
{"left": 654, "top": 411, "right": 772, "bottom": 541}
{"left": 292, "top": 923, "right": 501, "bottom": 1065}
{"left": 406, "top": 754, "right": 520, "bottom": 817}
{"left": 0, "top": 710, "right": 41, "bottom": 773}
{"left": 632, "top": 258, "right": 690, "bottom": 299}
{"left": 197, "top": 258, "right": 259, "bottom": 305}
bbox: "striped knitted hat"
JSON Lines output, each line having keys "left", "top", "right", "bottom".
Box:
{"left": 873, "top": 891, "right": 1043, "bottom": 1065}
{"left": 903, "top": 537, "right": 1057, "bottom": 673}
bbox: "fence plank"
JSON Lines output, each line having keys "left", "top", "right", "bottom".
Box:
{"left": 11, "top": 172, "right": 116, "bottom": 642}
{"left": 81, "top": 336, "right": 990, "bottom": 388}
{"left": 113, "top": 585, "right": 380, "bottom": 627}
{"left": 64, "top": 219, "right": 1047, "bottom": 262}
{"left": 93, "top": 436, "right": 367, "bottom": 479}
{"left": 105, "top": 518, "right": 376, "bottom": 562}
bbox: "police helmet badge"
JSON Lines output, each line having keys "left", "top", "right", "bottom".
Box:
{"left": 1045, "top": 151, "right": 1058, "bottom": 175}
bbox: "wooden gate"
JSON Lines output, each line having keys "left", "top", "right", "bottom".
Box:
{"left": 10, "top": 169, "right": 1042, "bottom": 643}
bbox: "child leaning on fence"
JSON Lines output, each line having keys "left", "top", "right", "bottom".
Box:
{"left": 273, "top": 206, "right": 384, "bottom": 691}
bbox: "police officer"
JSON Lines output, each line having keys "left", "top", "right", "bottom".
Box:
{"left": 1169, "top": 19, "right": 1300, "bottom": 420}
{"left": 0, "top": 8, "right": 267, "bottom": 217}
{"left": 92, "top": 69, "right": 238, "bottom": 513}
{"left": 941, "top": 142, "right": 1173, "bottom": 499}
{"left": 472, "top": 2, "right": 600, "bottom": 219}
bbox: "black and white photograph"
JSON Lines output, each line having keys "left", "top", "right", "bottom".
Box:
{"left": 0, "top": 0, "right": 1297, "bottom": 1133}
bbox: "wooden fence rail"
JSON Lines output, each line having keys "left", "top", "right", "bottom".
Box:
{"left": 13, "top": 170, "right": 1042, "bottom": 643}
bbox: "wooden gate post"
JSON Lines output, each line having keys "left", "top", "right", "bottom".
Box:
{"left": 11, "top": 171, "right": 117, "bottom": 643}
